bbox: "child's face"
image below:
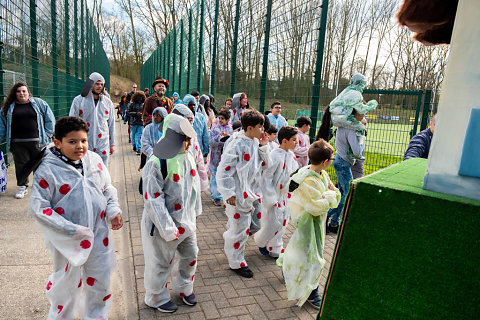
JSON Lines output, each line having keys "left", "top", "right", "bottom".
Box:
{"left": 301, "top": 124, "right": 310, "bottom": 133}
{"left": 248, "top": 123, "right": 264, "bottom": 140}
{"left": 268, "top": 133, "right": 277, "bottom": 142}
{"left": 271, "top": 104, "right": 281, "bottom": 116}
{"left": 153, "top": 113, "right": 163, "bottom": 124}
{"left": 225, "top": 100, "right": 232, "bottom": 108}
{"left": 240, "top": 97, "right": 248, "bottom": 108}
{"left": 179, "top": 138, "right": 192, "bottom": 154}
{"left": 54, "top": 130, "right": 88, "bottom": 161}
{"left": 218, "top": 115, "right": 229, "bottom": 126}
{"left": 283, "top": 134, "right": 297, "bottom": 151}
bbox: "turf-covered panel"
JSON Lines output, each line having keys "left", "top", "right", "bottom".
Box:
{"left": 318, "top": 158, "right": 480, "bottom": 319}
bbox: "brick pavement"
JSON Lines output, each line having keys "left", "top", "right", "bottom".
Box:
{"left": 115, "top": 120, "right": 338, "bottom": 320}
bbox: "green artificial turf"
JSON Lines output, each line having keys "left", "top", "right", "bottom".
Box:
{"left": 319, "top": 158, "right": 480, "bottom": 319}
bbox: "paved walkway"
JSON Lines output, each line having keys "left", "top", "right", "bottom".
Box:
{"left": 0, "top": 118, "right": 338, "bottom": 319}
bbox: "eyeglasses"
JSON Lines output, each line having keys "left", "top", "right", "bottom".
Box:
{"left": 273, "top": 106, "right": 281, "bottom": 109}
{"left": 133, "top": 86, "right": 137, "bottom": 88}
{"left": 329, "top": 157, "right": 335, "bottom": 161}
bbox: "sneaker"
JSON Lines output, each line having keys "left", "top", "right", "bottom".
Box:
{"left": 231, "top": 266, "right": 253, "bottom": 278}
{"left": 14, "top": 186, "right": 28, "bottom": 199}
{"left": 327, "top": 224, "right": 338, "bottom": 234}
{"left": 157, "top": 300, "right": 177, "bottom": 313}
{"left": 269, "top": 251, "right": 279, "bottom": 258}
{"left": 136, "top": 150, "right": 141, "bottom": 155}
{"left": 132, "top": 145, "right": 136, "bottom": 152}
{"left": 307, "top": 287, "right": 322, "bottom": 309}
{"left": 258, "top": 247, "right": 269, "bottom": 256}
{"left": 212, "top": 198, "right": 222, "bottom": 206}
{"left": 182, "top": 293, "right": 197, "bottom": 306}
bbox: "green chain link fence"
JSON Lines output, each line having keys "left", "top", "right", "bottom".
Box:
{"left": 141, "top": 0, "right": 436, "bottom": 182}
{"left": 1, "top": 0, "right": 110, "bottom": 165}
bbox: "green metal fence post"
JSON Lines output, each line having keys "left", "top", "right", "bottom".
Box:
{"left": 172, "top": 27, "right": 177, "bottom": 93}
{"left": 420, "top": 89, "right": 432, "bottom": 131}
{"left": 308, "top": 0, "right": 329, "bottom": 140}
{"left": 187, "top": 8, "right": 193, "bottom": 93}
{"left": 81, "top": 0, "right": 85, "bottom": 79}
{"left": 197, "top": 0, "right": 205, "bottom": 93}
{"left": 166, "top": 34, "right": 171, "bottom": 89}
{"left": 179, "top": 20, "right": 184, "bottom": 95}
{"left": 411, "top": 90, "right": 423, "bottom": 138}
{"left": 65, "top": 0, "right": 70, "bottom": 106}
{"left": 29, "top": 0, "right": 39, "bottom": 97}
{"left": 0, "top": 12, "right": 3, "bottom": 103}
{"left": 210, "top": 0, "right": 219, "bottom": 95}
{"left": 74, "top": 0, "right": 78, "bottom": 78}
{"left": 51, "top": 0, "right": 59, "bottom": 116}
{"left": 259, "top": 0, "right": 273, "bottom": 113}
{"left": 230, "top": 0, "right": 241, "bottom": 97}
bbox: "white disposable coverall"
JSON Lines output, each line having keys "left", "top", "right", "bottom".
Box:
{"left": 30, "top": 148, "right": 121, "bottom": 319}
{"left": 254, "top": 148, "right": 299, "bottom": 255}
{"left": 141, "top": 152, "right": 201, "bottom": 307}
{"left": 216, "top": 132, "right": 271, "bottom": 268}
{"left": 69, "top": 93, "right": 115, "bottom": 165}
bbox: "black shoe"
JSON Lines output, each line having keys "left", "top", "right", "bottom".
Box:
{"left": 212, "top": 198, "right": 222, "bottom": 206}
{"left": 327, "top": 224, "right": 338, "bottom": 234}
{"left": 258, "top": 247, "right": 269, "bottom": 256}
{"left": 132, "top": 145, "right": 136, "bottom": 152}
{"left": 157, "top": 300, "right": 178, "bottom": 313}
{"left": 307, "top": 287, "right": 322, "bottom": 309}
{"left": 136, "top": 150, "right": 141, "bottom": 155}
{"left": 182, "top": 292, "right": 197, "bottom": 306}
{"left": 231, "top": 266, "right": 253, "bottom": 278}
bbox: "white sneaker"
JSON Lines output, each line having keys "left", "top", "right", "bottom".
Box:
{"left": 15, "top": 186, "right": 28, "bottom": 199}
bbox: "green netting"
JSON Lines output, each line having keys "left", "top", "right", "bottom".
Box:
{"left": 1, "top": 0, "right": 110, "bottom": 165}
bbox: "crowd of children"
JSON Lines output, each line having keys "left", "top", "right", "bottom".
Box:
{"left": 23, "top": 72, "right": 376, "bottom": 317}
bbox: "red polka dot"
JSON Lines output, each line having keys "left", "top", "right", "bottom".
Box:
{"left": 98, "top": 133, "right": 102, "bottom": 138}
{"left": 283, "top": 200, "right": 286, "bottom": 206}
{"left": 278, "top": 203, "right": 281, "bottom": 208}
{"left": 225, "top": 166, "right": 231, "bottom": 171}
{"left": 281, "top": 249, "right": 285, "bottom": 253}
{"left": 283, "top": 163, "right": 286, "bottom": 170}
{"left": 78, "top": 279, "right": 82, "bottom": 288}
{"left": 191, "top": 169, "right": 196, "bottom": 176}
{"left": 243, "top": 192, "right": 248, "bottom": 199}
{"left": 189, "top": 260, "right": 196, "bottom": 266}
{"left": 79, "top": 109, "right": 83, "bottom": 115}
{"left": 105, "top": 110, "right": 109, "bottom": 115}
{"left": 97, "top": 163, "right": 103, "bottom": 171}
{"left": 57, "top": 305, "right": 63, "bottom": 314}
{"left": 234, "top": 213, "right": 240, "bottom": 219}
{"left": 59, "top": 184, "right": 70, "bottom": 195}
{"left": 234, "top": 242, "right": 240, "bottom": 249}
{"left": 93, "top": 148, "right": 97, "bottom": 152}
{"left": 283, "top": 219, "right": 287, "bottom": 226}
{"left": 180, "top": 293, "right": 186, "bottom": 297}
{"left": 86, "top": 277, "right": 96, "bottom": 286}
{"left": 280, "top": 184, "right": 283, "bottom": 189}
{"left": 80, "top": 240, "right": 91, "bottom": 249}
{"left": 178, "top": 227, "right": 185, "bottom": 234}
{"left": 257, "top": 212, "right": 262, "bottom": 219}
{"left": 87, "top": 122, "right": 90, "bottom": 127}
{"left": 46, "top": 281, "right": 52, "bottom": 290}
{"left": 154, "top": 192, "right": 161, "bottom": 198}
{"left": 172, "top": 174, "right": 180, "bottom": 182}
{"left": 293, "top": 156, "right": 297, "bottom": 161}
{"left": 274, "top": 231, "right": 278, "bottom": 235}
{"left": 269, "top": 247, "right": 273, "bottom": 251}
{"left": 103, "top": 237, "right": 109, "bottom": 246}
{"left": 39, "top": 179, "right": 49, "bottom": 189}
{"left": 144, "top": 192, "right": 148, "bottom": 200}
{"left": 223, "top": 205, "right": 226, "bottom": 208}
{"left": 261, "top": 161, "right": 266, "bottom": 166}
{"left": 174, "top": 203, "right": 182, "bottom": 211}
{"left": 102, "top": 150, "right": 107, "bottom": 155}
{"left": 55, "top": 207, "right": 65, "bottom": 215}
{"left": 287, "top": 193, "right": 291, "bottom": 198}
{"left": 246, "top": 229, "right": 250, "bottom": 235}
{"left": 100, "top": 210, "right": 105, "bottom": 219}
{"left": 65, "top": 262, "right": 69, "bottom": 272}
{"left": 175, "top": 230, "right": 180, "bottom": 238}
{"left": 43, "top": 208, "right": 53, "bottom": 216}
{"left": 170, "top": 258, "right": 173, "bottom": 264}
{"left": 191, "top": 274, "right": 195, "bottom": 281}
{"left": 244, "top": 153, "right": 250, "bottom": 161}
{"left": 103, "top": 294, "right": 111, "bottom": 301}
{"left": 233, "top": 109, "right": 236, "bottom": 115}
{"left": 240, "top": 262, "right": 246, "bottom": 267}
{"left": 258, "top": 198, "right": 261, "bottom": 204}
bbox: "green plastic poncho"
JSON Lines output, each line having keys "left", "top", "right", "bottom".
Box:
{"left": 329, "top": 73, "right": 378, "bottom": 135}
{"left": 277, "top": 166, "right": 340, "bottom": 306}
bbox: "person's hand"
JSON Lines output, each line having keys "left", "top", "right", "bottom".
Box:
{"left": 137, "top": 165, "right": 142, "bottom": 172}
{"left": 226, "top": 196, "right": 236, "bottom": 206}
{"left": 110, "top": 145, "right": 115, "bottom": 155}
{"left": 259, "top": 132, "right": 269, "bottom": 146}
{"left": 111, "top": 213, "right": 123, "bottom": 230}
{"left": 328, "top": 183, "right": 335, "bottom": 191}
{"left": 73, "top": 226, "right": 92, "bottom": 240}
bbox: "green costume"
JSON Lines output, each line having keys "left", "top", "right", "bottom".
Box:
{"left": 277, "top": 166, "right": 340, "bottom": 306}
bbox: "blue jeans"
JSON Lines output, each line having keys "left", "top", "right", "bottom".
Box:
{"left": 130, "top": 125, "right": 144, "bottom": 150}
{"left": 209, "top": 164, "right": 221, "bottom": 200}
{"left": 327, "top": 155, "right": 353, "bottom": 227}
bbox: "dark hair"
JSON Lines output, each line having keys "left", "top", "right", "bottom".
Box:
{"left": 144, "top": 88, "right": 149, "bottom": 92}
{"left": 2, "top": 82, "right": 30, "bottom": 116}
{"left": 54, "top": 116, "right": 89, "bottom": 141}
{"left": 132, "top": 91, "right": 146, "bottom": 104}
{"left": 270, "top": 101, "right": 281, "bottom": 109}
{"left": 217, "top": 109, "right": 230, "bottom": 120}
{"left": 308, "top": 139, "right": 334, "bottom": 165}
{"left": 241, "top": 109, "right": 264, "bottom": 131}
{"left": 296, "top": 115, "right": 312, "bottom": 128}
{"left": 266, "top": 124, "right": 278, "bottom": 135}
{"left": 232, "top": 120, "right": 242, "bottom": 131}
{"left": 190, "top": 90, "right": 200, "bottom": 97}
{"left": 316, "top": 106, "right": 333, "bottom": 141}
{"left": 277, "top": 126, "right": 298, "bottom": 144}
{"left": 225, "top": 98, "right": 233, "bottom": 105}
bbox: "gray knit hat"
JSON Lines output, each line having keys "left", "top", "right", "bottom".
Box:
{"left": 81, "top": 72, "right": 105, "bottom": 97}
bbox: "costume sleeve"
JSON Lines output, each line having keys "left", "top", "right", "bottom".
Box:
{"left": 141, "top": 124, "right": 154, "bottom": 158}
{"left": 193, "top": 142, "right": 209, "bottom": 191}
{"left": 298, "top": 177, "right": 336, "bottom": 216}
{"left": 209, "top": 125, "right": 221, "bottom": 148}
{"left": 30, "top": 167, "right": 94, "bottom": 266}
{"left": 100, "top": 160, "right": 122, "bottom": 220}
{"left": 404, "top": 133, "right": 429, "bottom": 160}
{"left": 142, "top": 99, "right": 153, "bottom": 124}
{"left": 258, "top": 144, "right": 272, "bottom": 170}
{"left": 346, "top": 129, "right": 364, "bottom": 159}
{"left": 261, "top": 158, "right": 282, "bottom": 209}
{"left": 201, "top": 116, "right": 210, "bottom": 154}
{"left": 107, "top": 99, "right": 115, "bottom": 146}
{"left": 216, "top": 141, "right": 239, "bottom": 201}
{"left": 142, "top": 160, "right": 179, "bottom": 241}
{"left": 294, "top": 134, "right": 309, "bottom": 158}
{"left": 69, "top": 96, "right": 80, "bottom": 116}
{"left": 353, "top": 98, "right": 378, "bottom": 114}
{"left": 39, "top": 98, "right": 55, "bottom": 139}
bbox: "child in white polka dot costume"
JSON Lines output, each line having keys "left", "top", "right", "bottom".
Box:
{"left": 30, "top": 116, "right": 123, "bottom": 320}
{"left": 141, "top": 114, "right": 201, "bottom": 313}
{"left": 217, "top": 109, "right": 271, "bottom": 278}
